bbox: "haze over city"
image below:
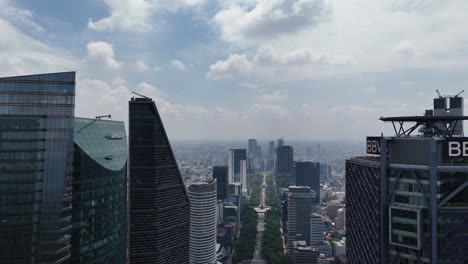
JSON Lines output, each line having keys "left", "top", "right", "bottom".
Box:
{"left": 2, "top": 0, "right": 468, "bottom": 140}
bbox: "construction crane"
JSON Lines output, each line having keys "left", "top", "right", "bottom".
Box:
{"left": 455, "top": 90, "right": 465, "bottom": 98}
{"left": 436, "top": 90, "right": 443, "bottom": 98}
{"left": 132, "top": 92, "right": 149, "bottom": 99}
{"left": 96, "top": 115, "right": 111, "bottom": 120}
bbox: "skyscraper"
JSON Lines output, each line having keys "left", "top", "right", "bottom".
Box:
{"left": 347, "top": 93, "right": 468, "bottom": 263}
{"left": 248, "top": 139, "right": 258, "bottom": 158}
{"left": 129, "top": 97, "right": 190, "bottom": 264}
{"left": 295, "top": 161, "right": 320, "bottom": 204}
{"left": 267, "top": 141, "right": 275, "bottom": 170}
{"left": 277, "top": 145, "right": 294, "bottom": 189}
{"left": 188, "top": 180, "right": 217, "bottom": 264}
{"left": 277, "top": 138, "right": 284, "bottom": 148}
{"left": 346, "top": 155, "right": 380, "bottom": 264}
{"left": 228, "top": 149, "right": 247, "bottom": 183}
{"left": 310, "top": 213, "right": 324, "bottom": 246}
{"left": 0, "top": 72, "right": 76, "bottom": 264}
{"left": 72, "top": 118, "right": 127, "bottom": 264}
{"left": 287, "top": 186, "right": 315, "bottom": 256}
{"left": 213, "top": 165, "right": 228, "bottom": 200}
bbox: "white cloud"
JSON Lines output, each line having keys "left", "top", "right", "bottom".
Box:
{"left": 89, "top": 0, "right": 206, "bottom": 32}
{"left": 76, "top": 78, "right": 130, "bottom": 121}
{"left": 207, "top": 54, "right": 251, "bottom": 80}
{"left": 85, "top": 41, "right": 123, "bottom": 70}
{"left": 0, "top": 19, "right": 75, "bottom": 76}
{"left": 213, "top": 0, "right": 331, "bottom": 45}
{"left": 207, "top": 45, "right": 350, "bottom": 80}
{"left": 0, "top": 0, "right": 43, "bottom": 31}
{"left": 256, "top": 90, "right": 288, "bottom": 104}
{"left": 135, "top": 60, "right": 149, "bottom": 72}
{"left": 392, "top": 41, "right": 418, "bottom": 58}
{"left": 171, "top": 59, "right": 188, "bottom": 72}
{"left": 209, "top": 0, "right": 468, "bottom": 81}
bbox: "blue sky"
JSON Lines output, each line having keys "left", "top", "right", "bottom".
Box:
{"left": 2, "top": 0, "right": 468, "bottom": 140}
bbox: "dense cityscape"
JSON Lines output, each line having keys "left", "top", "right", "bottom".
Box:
{"left": 1, "top": 1, "right": 468, "bottom": 263}
{"left": 1, "top": 72, "right": 467, "bottom": 264}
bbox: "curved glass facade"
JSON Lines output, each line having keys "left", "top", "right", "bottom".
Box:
{"left": 72, "top": 118, "right": 127, "bottom": 264}
{"left": 188, "top": 180, "right": 217, "bottom": 264}
{"left": 0, "top": 72, "right": 76, "bottom": 264}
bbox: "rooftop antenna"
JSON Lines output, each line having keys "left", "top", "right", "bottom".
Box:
{"left": 436, "top": 90, "right": 443, "bottom": 99}
{"left": 132, "top": 92, "right": 149, "bottom": 99}
{"left": 96, "top": 115, "right": 111, "bottom": 120}
{"left": 455, "top": 90, "right": 465, "bottom": 98}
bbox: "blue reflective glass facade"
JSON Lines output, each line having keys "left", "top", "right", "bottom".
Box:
{"left": 0, "top": 72, "right": 75, "bottom": 264}
{"left": 71, "top": 118, "right": 127, "bottom": 264}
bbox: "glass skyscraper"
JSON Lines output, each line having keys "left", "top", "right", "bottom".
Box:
{"left": 228, "top": 149, "right": 247, "bottom": 183}
{"left": 295, "top": 161, "right": 320, "bottom": 204}
{"left": 129, "top": 97, "right": 190, "bottom": 264}
{"left": 71, "top": 118, "right": 127, "bottom": 264}
{"left": 287, "top": 186, "right": 315, "bottom": 256}
{"left": 213, "top": 165, "right": 228, "bottom": 200}
{"left": 0, "top": 72, "right": 76, "bottom": 263}
{"left": 345, "top": 158, "right": 380, "bottom": 264}
{"left": 347, "top": 93, "right": 468, "bottom": 263}
{"left": 277, "top": 145, "right": 294, "bottom": 189}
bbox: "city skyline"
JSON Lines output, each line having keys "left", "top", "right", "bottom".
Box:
{"left": 1, "top": 1, "right": 468, "bottom": 140}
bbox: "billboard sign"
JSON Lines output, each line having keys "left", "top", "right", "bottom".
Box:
{"left": 367, "top": 137, "right": 383, "bottom": 155}
{"left": 445, "top": 138, "right": 468, "bottom": 157}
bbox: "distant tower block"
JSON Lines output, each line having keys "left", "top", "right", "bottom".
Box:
{"left": 434, "top": 90, "right": 464, "bottom": 136}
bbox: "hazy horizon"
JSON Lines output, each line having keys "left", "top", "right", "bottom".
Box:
{"left": 2, "top": 0, "right": 468, "bottom": 140}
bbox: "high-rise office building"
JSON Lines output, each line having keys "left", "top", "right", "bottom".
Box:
{"left": 188, "top": 180, "right": 217, "bottom": 264}
{"left": 72, "top": 118, "right": 127, "bottom": 264}
{"left": 347, "top": 93, "right": 468, "bottom": 263}
{"left": 0, "top": 72, "right": 76, "bottom": 264}
{"left": 248, "top": 139, "right": 257, "bottom": 158}
{"left": 228, "top": 149, "right": 247, "bottom": 183}
{"left": 129, "top": 97, "right": 190, "bottom": 264}
{"left": 295, "top": 161, "right": 320, "bottom": 204}
{"left": 277, "top": 138, "right": 285, "bottom": 148}
{"left": 319, "top": 163, "right": 331, "bottom": 179}
{"left": 213, "top": 165, "right": 228, "bottom": 200}
{"left": 287, "top": 186, "right": 316, "bottom": 255}
{"left": 267, "top": 141, "right": 275, "bottom": 170}
{"left": 346, "top": 155, "right": 380, "bottom": 264}
{"left": 310, "top": 213, "right": 324, "bottom": 246}
{"left": 293, "top": 241, "right": 319, "bottom": 264}
{"left": 277, "top": 145, "right": 294, "bottom": 189}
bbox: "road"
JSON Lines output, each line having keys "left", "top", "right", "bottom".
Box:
{"left": 250, "top": 173, "right": 267, "bottom": 264}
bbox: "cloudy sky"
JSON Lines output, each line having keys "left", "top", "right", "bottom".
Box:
{"left": 2, "top": 0, "right": 468, "bottom": 141}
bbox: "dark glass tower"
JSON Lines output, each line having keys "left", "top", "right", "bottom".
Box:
{"left": 277, "top": 145, "right": 294, "bottom": 189}
{"left": 228, "top": 149, "right": 247, "bottom": 183}
{"left": 295, "top": 161, "right": 320, "bottom": 204}
{"left": 0, "top": 72, "right": 76, "bottom": 263}
{"left": 213, "top": 165, "right": 228, "bottom": 200}
{"left": 345, "top": 158, "right": 380, "bottom": 264}
{"left": 287, "top": 186, "right": 315, "bottom": 256}
{"left": 129, "top": 97, "right": 190, "bottom": 264}
{"left": 71, "top": 118, "right": 127, "bottom": 264}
